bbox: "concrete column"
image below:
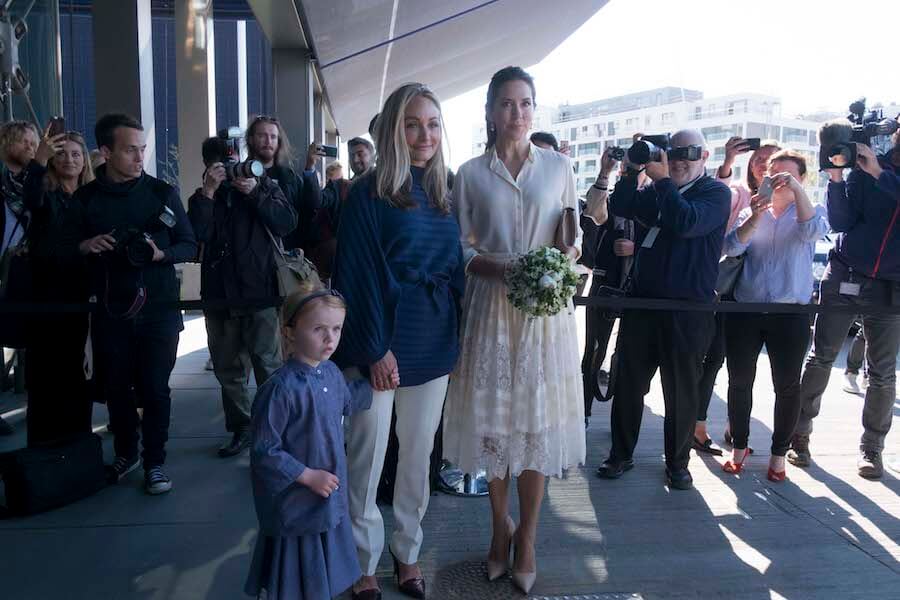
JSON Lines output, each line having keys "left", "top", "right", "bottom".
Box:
{"left": 174, "top": 0, "right": 216, "bottom": 201}
{"left": 271, "top": 48, "right": 313, "bottom": 170}
{"left": 173, "top": 0, "right": 216, "bottom": 302}
{"left": 91, "top": 0, "right": 156, "bottom": 175}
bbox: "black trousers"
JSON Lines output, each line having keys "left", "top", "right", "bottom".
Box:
{"left": 697, "top": 312, "right": 727, "bottom": 421}
{"left": 92, "top": 311, "right": 181, "bottom": 468}
{"left": 610, "top": 310, "right": 714, "bottom": 470}
{"left": 724, "top": 312, "right": 810, "bottom": 456}
{"left": 25, "top": 313, "right": 91, "bottom": 446}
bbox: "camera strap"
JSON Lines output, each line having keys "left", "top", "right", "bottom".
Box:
{"left": 102, "top": 267, "right": 147, "bottom": 320}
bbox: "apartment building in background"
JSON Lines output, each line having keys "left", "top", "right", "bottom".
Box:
{"left": 472, "top": 87, "right": 836, "bottom": 202}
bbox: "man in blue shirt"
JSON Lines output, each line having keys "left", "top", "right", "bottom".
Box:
{"left": 597, "top": 129, "right": 730, "bottom": 490}
{"left": 790, "top": 127, "right": 900, "bottom": 479}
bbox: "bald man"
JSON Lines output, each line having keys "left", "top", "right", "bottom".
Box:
{"left": 597, "top": 129, "right": 731, "bottom": 490}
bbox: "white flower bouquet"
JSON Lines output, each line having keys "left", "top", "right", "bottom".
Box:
{"left": 505, "top": 246, "right": 580, "bottom": 317}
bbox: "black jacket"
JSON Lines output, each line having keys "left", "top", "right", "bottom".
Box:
{"left": 265, "top": 164, "right": 321, "bottom": 253}
{"left": 610, "top": 173, "right": 730, "bottom": 302}
{"left": 73, "top": 165, "right": 198, "bottom": 311}
{"left": 188, "top": 175, "right": 296, "bottom": 304}
{"left": 22, "top": 160, "right": 89, "bottom": 302}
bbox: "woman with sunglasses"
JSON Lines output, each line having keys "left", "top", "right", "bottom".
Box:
{"left": 333, "top": 83, "right": 464, "bottom": 600}
{"left": 22, "top": 129, "right": 95, "bottom": 445}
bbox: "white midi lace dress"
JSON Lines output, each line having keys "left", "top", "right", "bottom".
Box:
{"left": 442, "top": 144, "right": 586, "bottom": 481}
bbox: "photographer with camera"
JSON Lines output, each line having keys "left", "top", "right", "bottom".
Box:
{"left": 789, "top": 118, "right": 900, "bottom": 480}
{"left": 695, "top": 137, "right": 781, "bottom": 454}
{"left": 596, "top": 129, "right": 731, "bottom": 490}
{"left": 188, "top": 136, "right": 296, "bottom": 458}
{"left": 75, "top": 113, "right": 197, "bottom": 495}
{"left": 0, "top": 120, "right": 40, "bottom": 434}
{"left": 307, "top": 137, "right": 376, "bottom": 278}
{"left": 580, "top": 144, "right": 641, "bottom": 424}
{"left": 244, "top": 116, "right": 321, "bottom": 255}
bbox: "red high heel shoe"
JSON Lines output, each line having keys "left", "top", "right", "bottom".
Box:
{"left": 767, "top": 467, "right": 787, "bottom": 482}
{"left": 723, "top": 450, "right": 750, "bottom": 474}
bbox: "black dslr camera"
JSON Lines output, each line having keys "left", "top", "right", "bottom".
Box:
{"left": 819, "top": 98, "right": 899, "bottom": 169}
{"left": 627, "top": 134, "right": 703, "bottom": 165}
{"left": 108, "top": 205, "right": 177, "bottom": 267}
{"left": 213, "top": 126, "right": 265, "bottom": 180}
{"left": 627, "top": 134, "right": 675, "bottom": 164}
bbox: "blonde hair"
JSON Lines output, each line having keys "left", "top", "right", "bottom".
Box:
{"left": 245, "top": 115, "right": 296, "bottom": 167}
{"left": 282, "top": 279, "right": 346, "bottom": 327}
{"left": 47, "top": 132, "right": 95, "bottom": 191}
{"left": 325, "top": 161, "right": 343, "bottom": 179}
{"left": 0, "top": 120, "right": 39, "bottom": 162}
{"left": 746, "top": 140, "right": 781, "bottom": 193}
{"left": 374, "top": 83, "right": 450, "bottom": 214}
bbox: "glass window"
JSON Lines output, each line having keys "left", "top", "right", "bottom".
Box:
{"left": 783, "top": 127, "right": 807, "bottom": 144}
{"left": 733, "top": 166, "right": 741, "bottom": 180}
{"left": 714, "top": 147, "right": 727, "bottom": 160}
{"left": 578, "top": 142, "right": 600, "bottom": 156}
{"left": 607, "top": 121, "right": 616, "bottom": 136}
{"left": 694, "top": 106, "right": 702, "bottom": 120}
{"left": 585, "top": 160, "right": 597, "bottom": 170}
{"left": 570, "top": 127, "right": 578, "bottom": 141}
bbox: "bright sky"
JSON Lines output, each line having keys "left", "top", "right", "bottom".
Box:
{"left": 442, "top": 0, "right": 896, "bottom": 169}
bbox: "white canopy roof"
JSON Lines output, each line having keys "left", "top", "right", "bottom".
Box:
{"left": 294, "top": 0, "right": 608, "bottom": 137}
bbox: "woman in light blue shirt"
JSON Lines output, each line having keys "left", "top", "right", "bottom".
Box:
{"left": 721, "top": 150, "right": 829, "bottom": 481}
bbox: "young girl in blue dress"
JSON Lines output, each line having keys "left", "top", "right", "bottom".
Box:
{"left": 245, "top": 280, "right": 373, "bottom": 600}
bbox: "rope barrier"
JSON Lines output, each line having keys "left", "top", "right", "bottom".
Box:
{"left": 1, "top": 295, "right": 898, "bottom": 315}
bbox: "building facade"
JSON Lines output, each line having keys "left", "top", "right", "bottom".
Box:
{"left": 473, "top": 87, "right": 834, "bottom": 202}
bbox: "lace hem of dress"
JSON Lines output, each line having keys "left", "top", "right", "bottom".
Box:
{"left": 448, "top": 424, "right": 586, "bottom": 481}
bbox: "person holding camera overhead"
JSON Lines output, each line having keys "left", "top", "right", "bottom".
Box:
{"left": 790, "top": 121, "right": 900, "bottom": 480}
{"left": 74, "top": 113, "right": 197, "bottom": 495}
{"left": 721, "top": 150, "right": 828, "bottom": 481}
{"left": 21, "top": 127, "right": 95, "bottom": 446}
{"left": 694, "top": 137, "right": 781, "bottom": 454}
{"left": 596, "top": 129, "right": 730, "bottom": 490}
{"left": 188, "top": 136, "right": 297, "bottom": 458}
{"left": 244, "top": 115, "right": 321, "bottom": 255}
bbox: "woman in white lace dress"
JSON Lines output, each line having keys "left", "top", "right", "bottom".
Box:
{"left": 442, "top": 66, "right": 585, "bottom": 594}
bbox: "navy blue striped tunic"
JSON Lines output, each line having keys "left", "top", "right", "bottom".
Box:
{"left": 332, "top": 166, "right": 465, "bottom": 386}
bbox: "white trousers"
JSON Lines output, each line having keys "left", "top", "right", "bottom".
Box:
{"left": 345, "top": 371, "right": 448, "bottom": 575}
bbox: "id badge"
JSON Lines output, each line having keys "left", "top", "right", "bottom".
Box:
{"left": 642, "top": 227, "right": 660, "bottom": 249}
{"left": 839, "top": 281, "right": 861, "bottom": 296}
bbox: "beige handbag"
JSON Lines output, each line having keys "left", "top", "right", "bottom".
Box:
{"left": 555, "top": 206, "right": 578, "bottom": 251}
{"left": 263, "top": 226, "right": 321, "bottom": 297}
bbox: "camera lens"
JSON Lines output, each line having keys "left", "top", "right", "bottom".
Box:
{"left": 609, "top": 147, "right": 625, "bottom": 161}
{"left": 628, "top": 141, "right": 661, "bottom": 165}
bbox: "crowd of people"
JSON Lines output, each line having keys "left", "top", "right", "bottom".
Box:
{"left": 0, "top": 63, "right": 898, "bottom": 599}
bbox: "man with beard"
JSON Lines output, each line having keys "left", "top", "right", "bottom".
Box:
{"left": 244, "top": 116, "right": 321, "bottom": 254}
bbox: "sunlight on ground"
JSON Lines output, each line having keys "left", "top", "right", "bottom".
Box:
{"left": 177, "top": 314, "right": 212, "bottom": 359}
{"left": 718, "top": 524, "right": 772, "bottom": 574}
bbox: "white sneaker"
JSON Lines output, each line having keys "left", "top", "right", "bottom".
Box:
{"left": 843, "top": 372, "right": 861, "bottom": 395}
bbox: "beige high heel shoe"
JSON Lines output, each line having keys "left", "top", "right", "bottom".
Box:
{"left": 511, "top": 531, "right": 536, "bottom": 594}
{"left": 487, "top": 516, "right": 516, "bottom": 581}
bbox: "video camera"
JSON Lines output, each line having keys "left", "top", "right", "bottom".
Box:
{"left": 819, "top": 98, "right": 899, "bottom": 169}
{"left": 626, "top": 134, "right": 703, "bottom": 165}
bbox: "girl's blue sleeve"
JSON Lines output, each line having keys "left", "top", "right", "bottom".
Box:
{"left": 342, "top": 377, "right": 374, "bottom": 417}
{"left": 250, "top": 378, "right": 307, "bottom": 495}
